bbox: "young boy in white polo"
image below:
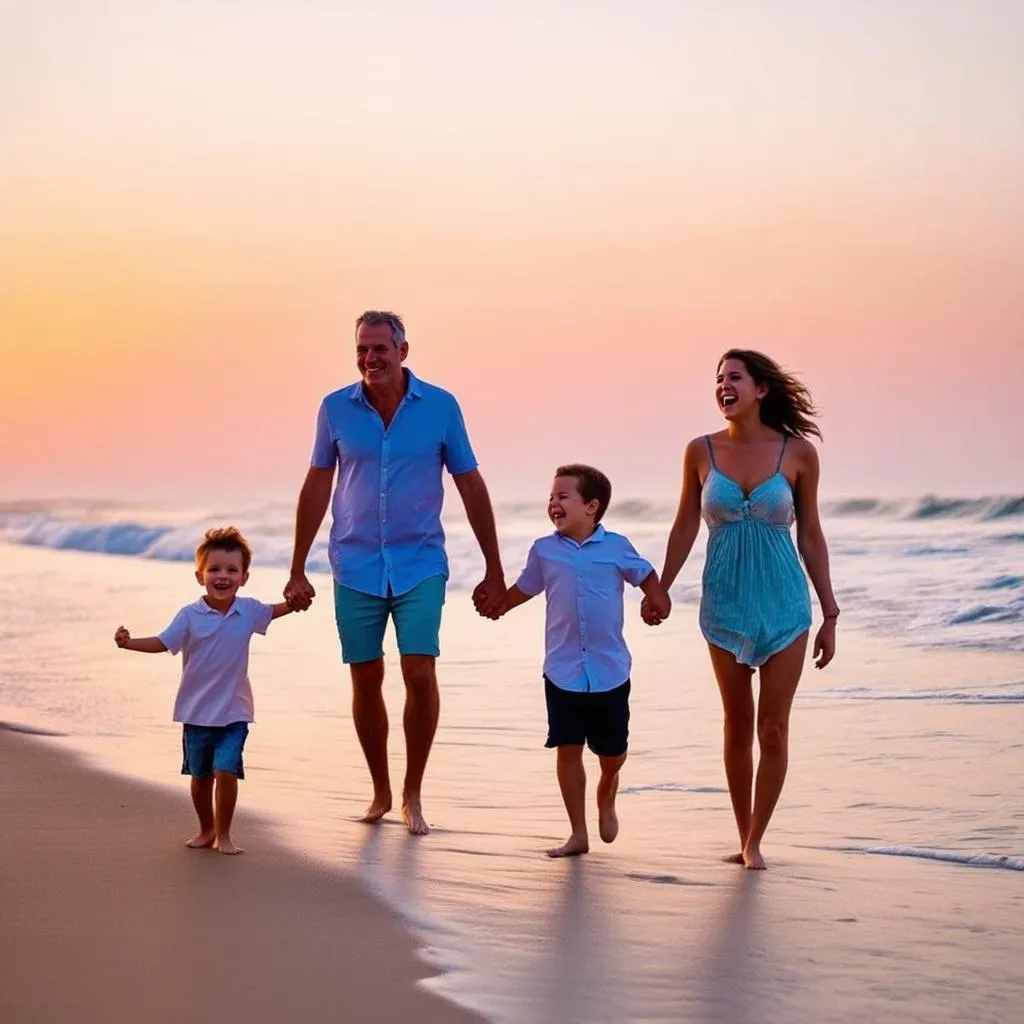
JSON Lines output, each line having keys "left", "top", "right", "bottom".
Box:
{"left": 114, "top": 526, "right": 296, "bottom": 855}
{"left": 495, "top": 464, "right": 672, "bottom": 858}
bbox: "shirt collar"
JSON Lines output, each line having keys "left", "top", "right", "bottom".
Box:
{"left": 192, "top": 597, "right": 241, "bottom": 617}
{"left": 348, "top": 368, "right": 422, "bottom": 405}
{"left": 554, "top": 523, "right": 606, "bottom": 548}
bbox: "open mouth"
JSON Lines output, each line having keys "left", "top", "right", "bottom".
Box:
{"left": 720, "top": 393, "right": 738, "bottom": 408}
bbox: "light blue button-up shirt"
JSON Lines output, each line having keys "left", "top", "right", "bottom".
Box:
{"left": 516, "top": 526, "right": 654, "bottom": 692}
{"left": 311, "top": 370, "right": 478, "bottom": 597}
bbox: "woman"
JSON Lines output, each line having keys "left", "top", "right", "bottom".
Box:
{"left": 645, "top": 350, "right": 839, "bottom": 870}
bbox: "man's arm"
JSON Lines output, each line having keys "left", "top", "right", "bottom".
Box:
{"left": 452, "top": 468, "right": 506, "bottom": 617}
{"left": 114, "top": 627, "right": 167, "bottom": 653}
{"left": 284, "top": 466, "right": 335, "bottom": 610}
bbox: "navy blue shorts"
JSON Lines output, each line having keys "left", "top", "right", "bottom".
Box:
{"left": 544, "top": 677, "right": 630, "bottom": 757}
{"left": 181, "top": 722, "right": 249, "bottom": 779}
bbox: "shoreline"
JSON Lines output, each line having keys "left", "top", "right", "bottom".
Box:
{"left": 0, "top": 727, "right": 485, "bottom": 1024}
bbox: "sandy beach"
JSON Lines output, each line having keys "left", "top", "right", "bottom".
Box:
{"left": 0, "top": 727, "right": 482, "bottom": 1024}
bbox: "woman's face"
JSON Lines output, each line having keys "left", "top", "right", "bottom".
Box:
{"left": 716, "top": 357, "right": 765, "bottom": 421}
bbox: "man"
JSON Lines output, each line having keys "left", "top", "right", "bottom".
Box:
{"left": 284, "top": 311, "right": 505, "bottom": 835}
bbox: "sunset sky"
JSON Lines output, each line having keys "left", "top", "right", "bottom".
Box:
{"left": 2, "top": 0, "right": 1022, "bottom": 503}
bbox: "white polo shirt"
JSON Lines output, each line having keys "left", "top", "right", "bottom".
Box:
{"left": 159, "top": 597, "right": 275, "bottom": 726}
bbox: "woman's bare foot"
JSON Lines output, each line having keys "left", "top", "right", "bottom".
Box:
{"left": 213, "top": 836, "right": 245, "bottom": 855}
{"left": 597, "top": 773, "right": 621, "bottom": 844}
{"left": 742, "top": 843, "right": 766, "bottom": 870}
{"left": 360, "top": 791, "right": 393, "bottom": 824}
{"left": 547, "top": 833, "right": 589, "bottom": 858}
{"left": 723, "top": 852, "right": 745, "bottom": 864}
{"left": 401, "top": 796, "right": 429, "bottom": 836}
{"left": 185, "top": 830, "right": 216, "bottom": 849}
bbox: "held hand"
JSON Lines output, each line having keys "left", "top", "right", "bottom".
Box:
{"left": 472, "top": 574, "right": 506, "bottom": 620}
{"left": 114, "top": 626, "right": 130, "bottom": 648}
{"left": 284, "top": 574, "right": 316, "bottom": 612}
{"left": 813, "top": 619, "right": 836, "bottom": 669}
{"left": 641, "top": 592, "right": 671, "bottom": 626}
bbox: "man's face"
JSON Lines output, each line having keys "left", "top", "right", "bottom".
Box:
{"left": 356, "top": 322, "right": 407, "bottom": 389}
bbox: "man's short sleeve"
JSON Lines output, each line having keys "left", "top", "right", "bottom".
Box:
{"left": 158, "top": 608, "right": 190, "bottom": 655}
{"left": 310, "top": 399, "right": 337, "bottom": 469}
{"left": 515, "top": 541, "right": 545, "bottom": 597}
{"left": 441, "top": 395, "right": 478, "bottom": 476}
{"left": 617, "top": 537, "right": 655, "bottom": 587}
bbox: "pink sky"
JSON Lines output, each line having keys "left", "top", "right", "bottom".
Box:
{"left": 2, "top": 1, "right": 1022, "bottom": 502}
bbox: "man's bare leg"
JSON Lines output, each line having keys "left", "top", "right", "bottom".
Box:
{"left": 399, "top": 654, "right": 439, "bottom": 835}
{"left": 351, "top": 658, "right": 392, "bottom": 823}
{"left": 743, "top": 634, "right": 807, "bottom": 870}
{"left": 709, "top": 644, "right": 756, "bottom": 864}
{"left": 212, "top": 771, "right": 243, "bottom": 855}
{"left": 549, "top": 745, "right": 589, "bottom": 857}
{"left": 187, "top": 776, "right": 216, "bottom": 848}
{"left": 596, "top": 752, "right": 627, "bottom": 843}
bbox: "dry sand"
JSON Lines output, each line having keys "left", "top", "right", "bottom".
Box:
{"left": 0, "top": 728, "right": 483, "bottom": 1024}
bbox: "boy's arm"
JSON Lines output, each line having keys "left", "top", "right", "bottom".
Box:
{"left": 638, "top": 570, "right": 672, "bottom": 624}
{"left": 270, "top": 601, "right": 294, "bottom": 621}
{"left": 500, "top": 585, "right": 535, "bottom": 615}
{"left": 114, "top": 627, "right": 168, "bottom": 653}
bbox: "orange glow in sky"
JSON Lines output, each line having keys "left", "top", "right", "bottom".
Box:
{"left": 2, "top": 1, "right": 1022, "bottom": 501}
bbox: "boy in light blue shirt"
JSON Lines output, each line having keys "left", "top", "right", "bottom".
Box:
{"left": 496, "top": 464, "right": 671, "bottom": 857}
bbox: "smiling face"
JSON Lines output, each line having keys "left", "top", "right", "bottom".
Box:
{"left": 548, "top": 475, "right": 599, "bottom": 539}
{"left": 716, "top": 356, "right": 767, "bottom": 421}
{"left": 195, "top": 548, "right": 248, "bottom": 606}
{"left": 356, "top": 320, "right": 407, "bottom": 391}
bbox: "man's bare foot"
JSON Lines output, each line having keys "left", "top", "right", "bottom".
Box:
{"left": 597, "top": 773, "right": 620, "bottom": 843}
{"left": 742, "top": 843, "right": 766, "bottom": 870}
{"left": 185, "top": 830, "right": 216, "bottom": 849}
{"left": 401, "top": 796, "right": 429, "bottom": 836}
{"left": 359, "top": 792, "right": 392, "bottom": 824}
{"left": 213, "top": 836, "right": 245, "bottom": 855}
{"left": 547, "top": 834, "right": 589, "bottom": 858}
{"left": 723, "top": 852, "right": 745, "bottom": 864}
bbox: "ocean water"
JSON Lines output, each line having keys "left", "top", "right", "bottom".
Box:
{"left": 2, "top": 496, "right": 1023, "bottom": 1023}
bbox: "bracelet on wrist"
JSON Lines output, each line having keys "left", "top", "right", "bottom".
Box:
{"left": 822, "top": 610, "right": 840, "bottom": 620}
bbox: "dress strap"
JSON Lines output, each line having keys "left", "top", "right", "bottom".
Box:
{"left": 704, "top": 435, "right": 717, "bottom": 468}
{"left": 775, "top": 436, "right": 789, "bottom": 473}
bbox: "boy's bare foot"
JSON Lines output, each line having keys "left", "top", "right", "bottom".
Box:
{"left": 185, "top": 830, "right": 216, "bottom": 849}
{"left": 723, "top": 852, "right": 745, "bottom": 864}
{"left": 742, "top": 843, "right": 766, "bottom": 870}
{"left": 547, "top": 834, "right": 589, "bottom": 858}
{"left": 596, "top": 772, "right": 621, "bottom": 844}
{"left": 401, "top": 796, "right": 429, "bottom": 836}
{"left": 360, "top": 792, "right": 392, "bottom": 824}
{"left": 213, "top": 836, "right": 245, "bottom": 855}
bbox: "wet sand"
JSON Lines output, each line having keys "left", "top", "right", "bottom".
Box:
{"left": 0, "top": 728, "right": 482, "bottom": 1024}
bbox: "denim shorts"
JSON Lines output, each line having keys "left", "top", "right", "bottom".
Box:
{"left": 334, "top": 574, "right": 446, "bottom": 664}
{"left": 544, "top": 677, "right": 631, "bottom": 757}
{"left": 181, "top": 721, "right": 249, "bottom": 779}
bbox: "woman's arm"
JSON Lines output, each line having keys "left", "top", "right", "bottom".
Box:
{"left": 793, "top": 439, "right": 839, "bottom": 668}
{"left": 659, "top": 437, "right": 705, "bottom": 590}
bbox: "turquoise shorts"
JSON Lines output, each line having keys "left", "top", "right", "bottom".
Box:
{"left": 334, "top": 574, "right": 446, "bottom": 664}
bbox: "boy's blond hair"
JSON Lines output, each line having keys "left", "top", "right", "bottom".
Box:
{"left": 195, "top": 526, "right": 253, "bottom": 573}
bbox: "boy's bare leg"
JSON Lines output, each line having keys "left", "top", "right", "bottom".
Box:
{"left": 351, "top": 658, "right": 393, "bottom": 823}
{"left": 187, "top": 776, "right": 216, "bottom": 848}
{"left": 597, "top": 753, "right": 627, "bottom": 843}
{"left": 399, "top": 655, "right": 439, "bottom": 836}
{"left": 549, "top": 745, "right": 589, "bottom": 857}
{"left": 212, "top": 771, "right": 243, "bottom": 855}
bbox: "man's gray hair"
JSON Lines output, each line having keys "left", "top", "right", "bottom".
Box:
{"left": 355, "top": 310, "right": 406, "bottom": 347}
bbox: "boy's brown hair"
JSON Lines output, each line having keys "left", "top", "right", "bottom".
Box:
{"left": 195, "top": 526, "right": 253, "bottom": 573}
{"left": 555, "top": 464, "right": 613, "bottom": 524}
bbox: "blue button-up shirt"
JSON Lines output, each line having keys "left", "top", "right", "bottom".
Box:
{"left": 516, "top": 526, "right": 654, "bottom": 692}
{"left": 311, "top": 370, "right": 478, "bottom": 596}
